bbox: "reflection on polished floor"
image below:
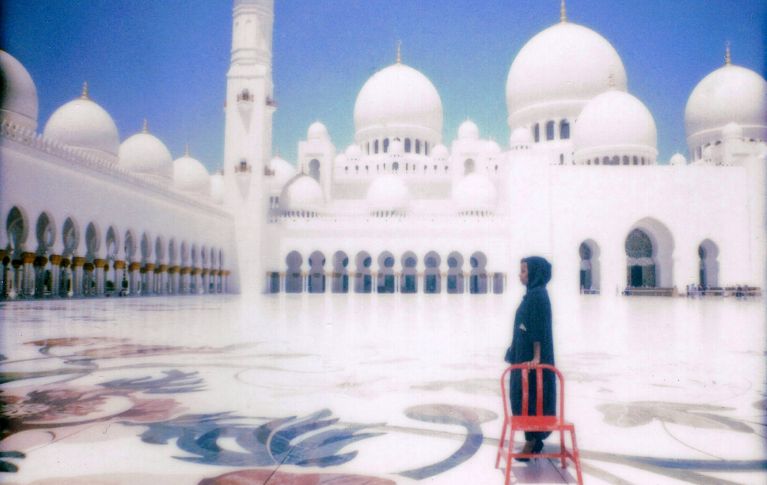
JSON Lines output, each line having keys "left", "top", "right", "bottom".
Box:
{"left": 0, "top": 293, "right": 764, "bottom": 484}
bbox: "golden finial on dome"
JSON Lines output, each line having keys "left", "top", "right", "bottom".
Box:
{"left": 725, "top": 41, "right": 731, "bottom": 65}
{"left": 142, "top": 119, "right": 149, "bottom": 134}
{"left": 184, "top": 144, "right": 190, "bottom": 157}
{"left": 80, "top": 81, "right": 89, "bottom": 100}
{"left": 560, "top": 0, "right": 567, "bottom": 23}
{"left": 396, "top": 40, "right": 402, "bottom": 64}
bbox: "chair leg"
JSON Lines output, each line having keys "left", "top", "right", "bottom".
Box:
{"left": 569, "top": 429, "right": 584, "bottom": 485}
{"left": 559, "top": 428, "right": 567, "bottom": 469}
{"left": 496, "top": 420, "right": 508, "bottom": 469}
{"left": 504, "top": 428, "right": 516, "bottom": 485}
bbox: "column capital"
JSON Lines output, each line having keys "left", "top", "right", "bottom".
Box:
{"left": 49, "top": 254, "right": 63, "bottom": 265}
{"left": 168, "top": 266, "right": 179, "bottom": 274}
{"left": 83, "top": 262, "right": 95, "bottom": 271}
{"left": 60, "top": 258, "right": 71, "bottom": 268}
{"left": 191, "top": 268, "right": 201, "bottom": 275}
{"left": 129, "top": 262, "right": 142, "bottom": 271}
{"left": 180, "top": 267, "right": 191, "bottom": 275}
{"left": 34, "top": 255, "right": 48, "bottom": 267}
{"left": 113, "top": 260, "right": 126, "bottom": 270}
{"left": 72, "top": 257, "right": 86, "bottom": 267}
{"left": 201, "top": 268, "right": 209, "bottom": 276}
{"left": 21, "top": 252, "right": 36, "bottom": 264}
{"left": 94, "top": 259, "right": 107, "bottom": 269}
{"left": 143, "top": 263, "right": 155, "bottom": 273}
{"left": 158, "top": 264, "right": 169, "bottom": 273}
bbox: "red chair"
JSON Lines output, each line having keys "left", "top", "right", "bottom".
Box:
{"left": 495, "top": 364, "right": 583, "bottom": 485}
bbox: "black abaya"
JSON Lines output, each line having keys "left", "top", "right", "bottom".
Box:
{"left": 506, "top": 256, "right": 556, "bottom": 441}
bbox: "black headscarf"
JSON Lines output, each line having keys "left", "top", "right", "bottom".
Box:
{"left": 522, "top": 256, "right": 551, "bottom": 292}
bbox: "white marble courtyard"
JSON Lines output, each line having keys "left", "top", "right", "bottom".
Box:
{"left": 0, "top": 292, "right": 764, "bottom": 484}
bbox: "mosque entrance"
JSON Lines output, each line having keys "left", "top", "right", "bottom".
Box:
{"left": 698, "top": 240, "right": 719, "bottom": 288}
{"left": 625, "top": 228, "right": 656, "bottom": 288}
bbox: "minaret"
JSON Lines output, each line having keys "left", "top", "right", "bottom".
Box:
{"left": 224, "top": 0, "right": 275, "bottom": 202}
{"left": 223, "top": 0, "right": 275, "bottom": 294}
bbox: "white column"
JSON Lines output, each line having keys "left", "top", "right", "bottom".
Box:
{"left": 95, "top": 259, "right": 106, "bottom": 296}
{"left": 72, "top": 258, "right": 85, "bottom": 297}
{"left": 50, "top": 256, "right": 62, "bottom": 298}
{"left": 114, "top": 262, "right": 125, "bottom": 296}
{"left": 22, "top": 253, "right": 35, "bottom": 297}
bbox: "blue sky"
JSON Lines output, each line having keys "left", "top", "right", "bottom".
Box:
{"left": 3, "top": 0, "right": 765, "bottom": 170}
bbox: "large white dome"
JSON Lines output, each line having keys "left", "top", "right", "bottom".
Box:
{"left": 506, "top": 22, "right": 627, "bottom": 127}
{"left": 43, "top": 85, "right": 120, "bottom": 162}
{"left": 119, "top": 124, "right": 172, "bottom": 177}
{"left": 267, "top": 155, "right": 297, "bottom": 189}
{"left": 173, "top": 151, "right": 210, "bottom": 193}
{"left": 366, "top": 174, "right": 410, "bottom": 214}
{"left": 453, "top": 173, "right": 497, "bottom": 214}
{"left": 280, "top": 174, "right": 324, "bottom": 213}
{"left": 0, "top": 50, "right": 38, "bottom": 130}
{"left": 685, "top": 64, "right": 767, "bottom": 148}
{"left": 573, "top": 90, "right": 657, "bottom": 155}
{"left": 354, "top": 62, "right": 443, "bottom": 144}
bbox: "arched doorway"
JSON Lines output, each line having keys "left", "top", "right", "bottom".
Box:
{"left": 625, "top": 229, "right": 655, "bottom": 288}
{"left": 698, "top": 240, "right": 719, "bottom": 289}
{"left": 579, "top": 240, "right": 600, "bottom": 293}
{"left": 377, "top": 251, "right": 395, "bottom": 293}
{"left": 308, "top": 251, "right": 326, "bottom": 293}
{"left": 332, "top": 251, "right": 349, "bottom": 293}
{"left": 464, "top": 159, "right": 475, "bottom": 175}
{"left": 285, "top": 251, "right": 303, "bottom": 293}
{"left": 447, "top": 251, "right": 464, "bottom": 294}
{"left": 354, "top": 251, "right": 372, "bottom": 293}
{"left": 469, "top": 251, "right": 488, "bottom": 294}
{"left": 84, "top": 223, "right": 100, "bottom": 296}
{"left": 424, "top": 251, "right": 441, "bottom": 294}
{"left": 625, "top": 218, "right": 674, "bottom": 289}
{"left": 105, "top": 227, "right": 118, "bottom": 295}
{"left": 35, "top": 212, "right": 55, "bottom": 297}
{"left": 400, "top": 251, "right": 418, "bottom": 293}
{"left": 309, "top": 159, "right": 320, "bottom": 182}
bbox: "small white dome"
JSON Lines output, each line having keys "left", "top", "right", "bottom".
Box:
{"left": 685, "top": 64, "right": 767, "bottom": 145}
{"left": 669, "top": 153, "right": 686, "bottom": 166}
{"left": 366, "top": 174, "right": 410, "bottom": 214}
{"left": 345, "top": 144, "right": 362, "bottom": 158}
{"left": 453, "top": 173, "right": 497, "bottom": 213}
{"left": 509, "top": 127, "right": 533, "bottom": 147}
{"left": 458, "top": 119, "right": 480, "bottom": 140}
{"left": 354, "top": 63, "right": 443, "bottom": 141}
{"left": 0, "top": 50, "right": 38, "bottom": 130}
{"left": 334, "top": 153, "right": 348, "bottom": 165}
{"left": 43, "top": 86, "right": 120, "bottom": 162}
{"left": 268, "top": 156, "right": 297, "bottom": 189}
{"left": 307, "top": 121, "right": 329, "bottom": 141}
{"left": 119, "top": 124, "right": 172, "bottom": 176}
{"left": 210, "top": 172, "right": 224, "bottom": 204}
{"left": 721, "top": 121, "right": 743, "bottom": 139}
{"left": 573, "top": 90, "right": 657, "bottom": 155}
{"left": 173, "top": 152, "right": 210, "bottom": 193}
{"left": 432, "top": 144, "right": 449, "bottom": 159}
{"left": 483, "top": 140, "right": 501, "bottom": 155}
{"left": 280, "top": 174, "right": 324, "bottom": 213}
{"left": 506, "top": 22, "right": 627, "bottom": 123}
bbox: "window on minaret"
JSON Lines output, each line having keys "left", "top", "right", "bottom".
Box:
{"left": 425, "top": 142, "right": 429, "bottom": 155}
{"left": 415, "top": 140, "right": 421, "bottom": 154}
{"left": 383, "top": 138, "right": 390, "bottom": 153}
{"left": 560, "top": 120, "right": 570, "bottom": 139}
{"left": 464, "top": 159, "right": 475, "bottom": 175}
{"left": 393, "top": 162, "right": 399, "bottom": 171}
{"left": 546, "top": 121, "right": 555, "bottom": 141}
{"left": 405, "top": 138, "right": 411, "bottom": 153}
{"left": 533, "top": 124, "right": 540, "bottom": 143}
{"left": 366, "top": 142, "right": 370, "bottom": 154}
{"left": 374, "top": 140, "right": 379, "bottom": 154}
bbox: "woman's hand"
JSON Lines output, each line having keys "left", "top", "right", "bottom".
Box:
{"left": 526, "top": 342, "right": 541, "bottom": 367}
{"left": 525, "top": 356, "right": 541, "bottom": 367}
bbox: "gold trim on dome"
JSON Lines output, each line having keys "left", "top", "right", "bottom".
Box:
{"left": 725, "top": 41, "right": 731, "bottom": 65}
{"left": 81, "top": 81, "right": 89, "bottom": 100}
{"left": 142, "top": 119, "right": 149, "bottom": 134}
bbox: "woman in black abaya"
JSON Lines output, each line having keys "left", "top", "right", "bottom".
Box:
{"left": 505, "top": 256, "right": 556, "bottom": 459}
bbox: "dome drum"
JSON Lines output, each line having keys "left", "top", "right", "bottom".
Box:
{"left": 574, "top": 145, "right": 657, "bottom": 166}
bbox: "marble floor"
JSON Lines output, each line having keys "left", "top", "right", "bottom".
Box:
{"left": 0, "top": 292, "right": 764, "bottom": 484}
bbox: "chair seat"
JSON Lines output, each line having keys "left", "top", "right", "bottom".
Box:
{"left": 509, "top": 415, "right": 575, "bottom": 431}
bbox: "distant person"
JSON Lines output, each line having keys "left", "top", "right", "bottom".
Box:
{"left": 504, "top": 256, "right": 556, "bottom": 460}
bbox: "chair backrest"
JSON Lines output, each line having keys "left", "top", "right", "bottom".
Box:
{"left": 500, "top": 364, "right": 566, "bottom": 422}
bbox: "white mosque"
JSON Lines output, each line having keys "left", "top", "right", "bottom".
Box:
{"left": 1, "top": 0, "right": 765, "bottom": 300}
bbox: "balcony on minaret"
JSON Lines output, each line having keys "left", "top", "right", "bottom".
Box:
{"left": 266, "top": 96, "right": 278, "bottom": 109}
{"left": 235, "top": 159, "right": 252, "bottom": 174}
{"left": 237, "top": 89, "right": 254, "bottom": 114}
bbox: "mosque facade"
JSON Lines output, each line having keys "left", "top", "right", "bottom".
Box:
{"left": 1, "top": 0, "right": 765, "bottom": 300}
